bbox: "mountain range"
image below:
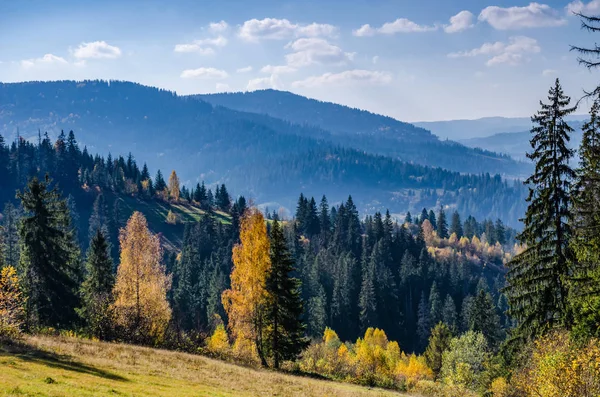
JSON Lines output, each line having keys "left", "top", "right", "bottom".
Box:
{"left": 0, "top": 80, "right": 528, "bottom": 226}
{"left": 415, "top": 115, "right": 588, "bottom": 141}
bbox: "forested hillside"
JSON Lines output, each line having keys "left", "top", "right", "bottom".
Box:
{"left": 199, "top": 89, "right": 528, "bottom": 176}
{"left": 0, "top": 129, "right": 514, "bottom": 354}
{"left": 0, "top": 80, "right": 528, "bottom": 226}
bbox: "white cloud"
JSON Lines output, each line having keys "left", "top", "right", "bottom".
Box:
{"left": 21, "top": 53, "right": 68, "bottom": 68}
{"left": 448, "top": 36, "right": 541, "bottom": 66}
{"left": 238, "top": 18, "right": 337, "bottom": 42}
{"left": 542, "top": 68, "right": 558, "bottom": 76}
{"left": 209, "top": 20, "right": 229, "bottom": 33}
{"left": 180, "top": 67, "right": 229, "bottom": 79}
{"left": 566, "top": 0, "right": 600, "bottom": 14}
{"left": 236, "top": 66, "right": 253, "bottom": 73}
{"left": 291, "top": 69, "right": 393, "bottom": 88}
{"left": 260, "top": 64, "right": 297, "bottom": 74}
{"left": 372, "top": 55, "right": 379, "bottom": 64}
{"left": 174, "top": 36, "right": 227, "bottom": 54}
{"left": 445, "top": 10, "right": 476, "bottom": 33}
{"left": 246, "top": 74, "right": 283, "bottom": 90}
{"left": 353, "top": 18, "right": 438, "bottom": 36}
{"left": 73, "top": 41, "right": 121, "bottom": 59}
{"left": 216, "top": 82, "right": 231, "bottom": 91}
{"left": 479, "top": 3, "right": 567, "bottom": 30}
{"left": 285, "top": 38, "right": 354, "bottom": 67}
{"left": 174, "top": 44, "right": 215, "bottom": 55}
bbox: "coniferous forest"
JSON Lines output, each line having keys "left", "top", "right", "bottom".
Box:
{"left": 3, "top": 10, "right": 600, "bottom": 397}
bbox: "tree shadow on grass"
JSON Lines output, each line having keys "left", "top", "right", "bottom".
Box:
{"left": 0, "top": 340, "right": 128, "bottom": 382}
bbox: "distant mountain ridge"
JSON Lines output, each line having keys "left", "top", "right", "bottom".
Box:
{"left": 415, "top": 115, "right": 589, "bottom": 141}
{"left": 198, "top": 89, "right": 529, "bottom": 177}
{"left": 460, "top": 121, "right": 585, "bottom": 161}
{"left": 198, "top": 89, "right": 437, "bottom": 142}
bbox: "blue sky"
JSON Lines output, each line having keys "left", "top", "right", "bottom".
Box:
{"left": 1, "top": 0, "right": 599, "bottom": 121}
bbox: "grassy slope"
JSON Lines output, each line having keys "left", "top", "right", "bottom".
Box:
{"left": 0, "top": 336, "right": 404, "bottom": 397}
{"left": 79, "top": 191, "right": 231, "bottom": 252}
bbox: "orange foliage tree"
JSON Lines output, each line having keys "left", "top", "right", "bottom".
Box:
{"left": 222, "top": 208, "right": 271, "bottom": 365}
{"left": 111, "top": 212, "right": 172, "bottom": 344}
{"left": 168, "top": 170, "right": 180, "bottom": 201}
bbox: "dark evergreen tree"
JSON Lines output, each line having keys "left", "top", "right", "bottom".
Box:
{"left": 450, "top": 211, "right": 463, "bottom": 238}
{"left": 265, "top": 220, "right": 308, "bottom": 368}
{"left": 570, "top": 98, "right": 600, "bottom": 340}
{"left": 417, "top": 291, "right": 431, "bottom": 350}
{"left": 494, "top": 219, "right": 506, "bottom": 245}
{"left": 429, "top": 282, "right": 442, "bottom": 326}
{"left": 404, "top": 211, "right": 412, "bottom": 224}
{"left": 505, "top": 79, "right": 576, "bottom": 339}
{"left": 18, "top": 176, "right": 81, "bottom": 329}
{"left": 442, "top": 294, "right": 458, "bottom": 334}
{"left": 428, "top": 210, "right": 437, "bottom": 230}
{"left": 154, "top": 169, "right": 166, "bottom": 192}
{"left": 468, "top": 288, "right": 503, "bottom": 348}
{"left": 437, "top": 207, "right": 448, "bottom": 238}
{"left": 78, "top": 229, "right": 114, "bottom": 338}
{"left": 358, "top": 251, "right": 378, "bottom": 332}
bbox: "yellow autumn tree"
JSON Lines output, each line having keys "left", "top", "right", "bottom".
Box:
{"left": 0, "top": 266, "right": 25, "bottom": 338}
{"left": 222, "top": 207, "right": 271, "bottom": 364}
{"left": 111, "top": 212, "right": 172, "bottom": 345}
{"left": 165, "top": 210, "right": 177, "bottom": 225}
{"left": 168, "top": 170, "right": 180, "bottom": 201}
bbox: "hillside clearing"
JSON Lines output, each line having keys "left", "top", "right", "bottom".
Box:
{"left": 0, "top": 335, "right": 406, "bottom": 397}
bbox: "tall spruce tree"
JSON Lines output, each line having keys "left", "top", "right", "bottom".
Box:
{"left": 570, "top": 98, "right": 600, "bottom": 339}
{"left": 505, "top": 78, "right": 576, "bottom": 339}
{"left": 18, "top": 176, "right": 81, "bottom": 329}
{"left": 450, "top": 211, "right": 463, "bottom": 238}
{"left": 264, "top": 220, "right": 308, "bottom": 368}
{"left": 429, "top": 282, "right": 442, "bottom": 325}
{"left": 359, "top": 251, "right": 378, "bottom": 332}
{"left": 437, "top": 207, "right": 449, "bottom": 238}
{"left": 79, "top": 229, "right": 114, "bottom": 338}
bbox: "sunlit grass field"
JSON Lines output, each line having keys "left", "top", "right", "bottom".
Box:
{"left": 0, "top": 335, "right": 406, "bottom": 397}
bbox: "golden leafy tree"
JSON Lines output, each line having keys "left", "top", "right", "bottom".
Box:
{"left": 222, "top": 208, "right": 271, "bottom": 365}
{"left": 168, "top": 170, "right": 180, "bottom": 201}
{"left": 165, "top": 210, "right": 177, "bottom": 225}
{"left": 0, "top": 266, "right": 25, "bottom": 338}
{"left": 111, "top": 212, "right": 172, "bottom": 344}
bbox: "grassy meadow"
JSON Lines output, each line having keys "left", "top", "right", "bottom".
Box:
{"left": 0, "top": 335, "right": 406, "bottom": 397}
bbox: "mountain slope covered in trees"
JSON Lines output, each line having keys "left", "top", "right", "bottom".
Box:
{"left": 0, "top": 80, "right": 526, "bottom": 226}
{"left": 198, "top": 89, "right": 529, "bottom": 177}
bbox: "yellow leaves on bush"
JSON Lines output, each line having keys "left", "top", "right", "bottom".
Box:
{"left": 323, "top": 327, "right": 341, "bottom": 346}
{"left": 111, "top": 212, "right": 172, "bottom": 345}
{"left": 207, "top": 324, "right": 230, "bottom": 355}
{"left": 489, "top": 377, "right": 511, "bottom": 397}
{"left": 396, "top": 354, "right": 434, "bottom": 386}
{"left": 513, "top": 331, "right": 600, "bottom": 397}
{"left": 300, "top": 326, "right": 433, "bottom": 390}
{"left": 0, "top": 266, "right": 25, "bottom": 338}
